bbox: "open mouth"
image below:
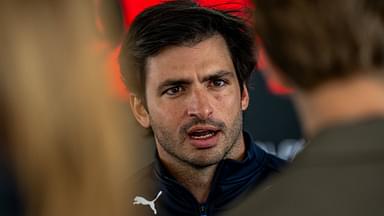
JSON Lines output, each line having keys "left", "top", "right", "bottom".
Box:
{"left": 185, "top": 125, "right": 222, "bottom": 148}
{"left": 188, "top": 130, "right": 218, "bottom": 140}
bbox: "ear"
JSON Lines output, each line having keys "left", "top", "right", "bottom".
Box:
{"left": 129, "top": 93, "right": 150, "bottom": 128}
{"left": 260, "top": 47, "right": 292, "bottom": 88}
{"left": 241, "top": 84, "right": 249, "bottom": 111}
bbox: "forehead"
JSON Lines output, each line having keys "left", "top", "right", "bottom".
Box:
{"left": 145, "top": 35, "right": 236, "bottom": 85}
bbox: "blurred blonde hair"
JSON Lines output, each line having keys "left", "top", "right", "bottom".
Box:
{"left": 0, "top": 1, "right": 130, "bottom": 216}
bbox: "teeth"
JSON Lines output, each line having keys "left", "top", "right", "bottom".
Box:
{"left": 191, "top": 131, "right": 215, "bottom": 139}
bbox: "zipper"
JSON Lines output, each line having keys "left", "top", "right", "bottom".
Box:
{"left": 199, "top": 204, "right": 208, "bottom": 216}
{"left": 198, "top": 162, "right": 225, "bottom": 216}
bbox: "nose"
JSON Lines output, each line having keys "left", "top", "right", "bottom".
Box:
{"left": 186, "top": 87, "right": 213, "bottom": 119}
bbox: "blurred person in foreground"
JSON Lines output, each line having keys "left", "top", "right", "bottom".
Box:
{"left": 227, "top": 0, "right": 384, "bottom": 215}
{"left": 0, "top": 1, "right": 131, "bottom": 216}
{"left": 118, "top": 0, "right": 286, "bottom": 215}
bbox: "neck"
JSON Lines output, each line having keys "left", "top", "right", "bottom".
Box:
{"left": 156, "top": 134, "right": 245, "bottom": 203}
{"left": 294, "top": 75, "right": 384, "bottom": 138}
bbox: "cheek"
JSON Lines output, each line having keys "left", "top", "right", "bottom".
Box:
{"left": 147, "top": 100, "right": 185, "bottom": 123}
{"left": 214, "top": 89, "right": 241, "bottom": 108}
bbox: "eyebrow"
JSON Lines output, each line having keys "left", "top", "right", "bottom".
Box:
{"left": 201, "top": 70, "right": 234, "bottom": 82}
{"left": 157, "top": 79, "right": 192, "bottom": 94}
{"left": 157, "top": 70, "right": 235, "bottom": 93}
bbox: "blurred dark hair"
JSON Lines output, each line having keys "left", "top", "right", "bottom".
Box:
{"left": 253, "top": 0, "right": 384, "bottom": 91}
{"left": 365, "top": 0, "right": 384, "bottom": 23}
{"left": 119, "top": 0, "right": 256, "bottom": 97}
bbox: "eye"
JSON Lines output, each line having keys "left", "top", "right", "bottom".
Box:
{"left": 211, "top": 79, "right": 227, "bottom": 88}
{"left": 163, "top": 86, "right": 184, "bottom": 96}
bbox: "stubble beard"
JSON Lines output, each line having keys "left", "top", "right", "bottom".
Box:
{"left": 150, "top": 111, "right": 244, "bottom": 170}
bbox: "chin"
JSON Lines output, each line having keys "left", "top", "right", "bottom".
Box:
{"left": 186, "top": 155, "right": 223, "bottom": 168}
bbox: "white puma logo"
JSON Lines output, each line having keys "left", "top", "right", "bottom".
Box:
{"left": 133, "top": 191, "right": 163, "bottom": 215}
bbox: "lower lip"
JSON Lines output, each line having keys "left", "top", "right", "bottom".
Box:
{"left": 188, "top": 132, "right": 219, "bottom": 149}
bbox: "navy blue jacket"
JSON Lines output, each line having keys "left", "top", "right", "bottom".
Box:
{"left": 128, "top": 132, "right": 286, "bottom": 216}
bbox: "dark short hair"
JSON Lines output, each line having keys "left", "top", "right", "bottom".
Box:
{"left": 119, "top": 0, "right": 256, "bottom": 97}
{"left": 253, "top": 0, "right": 384, "bottom": 91}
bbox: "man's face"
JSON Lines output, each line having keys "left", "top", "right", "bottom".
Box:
{"left": 134, "top": 35, "right": 249, "bottom": 168}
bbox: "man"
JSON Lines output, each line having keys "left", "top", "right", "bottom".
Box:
{"left": 119, "top": 0, "right": 286, "bottom": 215}
{"left": 228, "top": 0, "right": 384, "bottom": 215}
